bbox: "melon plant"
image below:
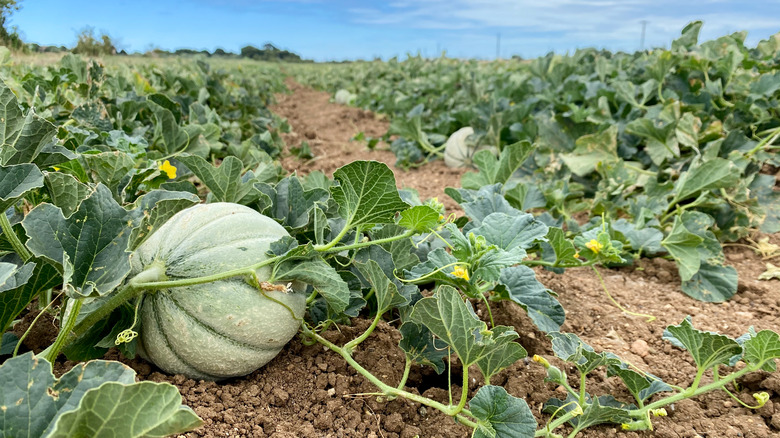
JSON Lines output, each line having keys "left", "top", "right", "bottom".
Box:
{"left": 131, "top": 203, "right": 306, "bottom": 380}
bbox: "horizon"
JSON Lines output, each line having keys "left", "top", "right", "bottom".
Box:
{"left": 9, "top": 1, "right": 780, "bottom": 61}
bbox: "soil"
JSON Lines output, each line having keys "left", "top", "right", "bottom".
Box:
{"left": 15, "top": 81, "right": 780, "bottom": 438}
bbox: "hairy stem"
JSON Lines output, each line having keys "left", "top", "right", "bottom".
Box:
{"left": 0, "top": 211, "right": 32, "bottom": 262}
{"left": 43, "top": 298, "right": 83, "bottom": 362}
{"left": 302, "top": 325, "right": 477, "bottom": 420}
{"left": 344, "top": 309, "right": 383, "bottom": 353}
{"left": 629, "top": 362, "right": 760, "bottom": 418}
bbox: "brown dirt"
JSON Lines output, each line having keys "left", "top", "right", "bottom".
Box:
{"left": 15, "top": 82, "right": 780, "bottom": 438}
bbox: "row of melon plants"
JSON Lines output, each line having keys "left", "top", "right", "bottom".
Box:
{"left": 1, "top": 53, "right": 779, "bottom": 437}
{"left": 291, "top": 22, "right": 780, "bottom": 304}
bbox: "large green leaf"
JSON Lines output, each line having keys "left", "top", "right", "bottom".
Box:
{"left": 22, "top": 184, "right": 132, "bottom": 297}
{"left": 0, "top": 164, "right": 44, "bottom": 212}
{"left": 126, "top": 189, "right": 200, "bottom": 249}
{"left": 82, "top": 151, "right": 136, "bottom": 199}
{"left": 0, "top": 80, "right": 57, "bottom": 166}
{"left": 470, "top": 211, "right": 548, "bottom": 252}
{"left": 44, "top": 172, "right": 91, "bottom": 218}
{"left": 663, "top": 317, "right": 742, "bottom": 371}
{"left": 742, "top": 330, "right": 780, "bottom": 372}
{"left": 0, "top": 353, "right": 201, "bottom": 438}
{"left": 177, "top": 154, "right": 261, "bottom": 204}
{"left": 461, "top": 140, "right": 534, "bottom": 189}
{"left": 607, "top": 361, "right": 672, "bottom": 403}
{"left": 680, "top": 262, "right": 737, "bottom": 302}
{"left": 271, "top": 247, "right": 350, "bottom": 315}
{"left": 49, "top": 381, "right": 202, "bottom": 438}
{"left": 409, "top": 286, "right": 523, "bottom": 370}
{"left": 497, "top": 265, "right": 565, "bottom": 332}
{"left": 0, "top": 261, "right": 34, "bottom": 332}
{"left": 266, "top": 175, "right": 329, "bottom": 229}
{"left": 398, "top": 205, "right": 440, "bottom": 233}
{"left": 548, "top": 332, "right": 617, "bottom": 374}
{"left": 470, "top": 385, "right": 536, "bottom": 438}
{"left": 560, "top": 125, "right": 618, "bottom": 176}
{"left": 331, "top": 160, "right": 409, "bottom": 230}
{"left": 673, "top": 158, "right": 739, "bottom": 204}
{"left": 660, "top": 215, "right": 704, "bottom": 282}
{"left": 0, "top": 260, "right": 60, "bottom": 335}
{"left": 355, "top": 259, "right": 407, "bottom": 314}
{"left": 398, "top": 322, "right": 448, "bottom": 374}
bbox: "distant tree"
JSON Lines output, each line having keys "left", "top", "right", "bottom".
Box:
{"left": 0, "top": 0, "right": 25, "bottom": 52}
{"left": 73, "top": 27, "right": 116, "bottom": 56}
{"left": 240, "top": 43, "right": 303, "bottom": 62}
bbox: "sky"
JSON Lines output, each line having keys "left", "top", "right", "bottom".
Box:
{"left": 9, "top": 0, "right": 780, "bottom": 61}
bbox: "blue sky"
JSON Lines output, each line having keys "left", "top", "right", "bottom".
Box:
{"left": 10, "top": 0, "right": 780, "bottom": 61}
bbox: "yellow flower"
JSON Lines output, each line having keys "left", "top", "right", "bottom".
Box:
{"left": 158, "top": 160, "right": 177, "bottom": 179}
{"left": 52, "top": 166, "right": 61, "bottom": 171}
{"left": 585, "top": 239, "right": 603, "bottom": 254}
{"left": 532, "top": 354, "right": 550, "bottom": 368}
{"left": 451, "top": 265, "right": 469, "bottom": 281}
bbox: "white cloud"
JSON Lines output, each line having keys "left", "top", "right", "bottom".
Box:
{"left": 348, "top": 0, "right": 780, "bottom": 53}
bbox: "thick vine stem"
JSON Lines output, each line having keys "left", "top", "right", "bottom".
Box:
{"left": 42, "top": 298, "right": 83, "bottom": 362}
{"left": 0, "top": 211, "right": 32, "bottom": 261}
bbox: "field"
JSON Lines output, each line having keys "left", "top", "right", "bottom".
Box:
{"left": 1, "top": 22, "right": 780, "bottom": 438}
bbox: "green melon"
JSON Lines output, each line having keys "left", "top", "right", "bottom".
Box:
{"left": 131, "top": 203, "right": 305, "bottom": 381}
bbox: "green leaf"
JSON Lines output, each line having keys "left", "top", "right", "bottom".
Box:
{"left": 674, "top": 158, "right": 739, "bottom": 203}
{"left": 409, "top": 286, "right": 522, "bottom": 370}
{"left": 497, "top": 265, "right": 565, "bottom": 332}
{"left": 0, "top": 261, "right": 34, "bottom": 332}
{"left": 22, "top": 184, "right": 132, "bottom": 297}
{"left": 355, "top": 259, "right": 407, "bottom": 313}
{"left": 742, "top": 330, "right": 780, "bottom": 372}
{"left": 607, "top": 361, "right": 672, "bottom": 403}
{"left": 461, "top": 140, "right": 534, "bottom": 190}
{"left": 474, "top": 325, "right": 527, "bottom": 382}
{"left": 272, "top": 252, "right": 350, "bottom": 315}
{"left": 544, "top": 227, "right": 579, "bottom": 267}
{"left": 675, "top": 113, "right": 701, "bottom": 150}
{"left": 126, "top": 189, "right": 200, "bottom": 249}
{"left": 267, "top": 175, "right": 329, "bottom": 229}
{"left": 398, "top": 205, "right": 440, "bottom": 233}
{"left": 370, "top": 224, "right": 420, "bottom": 273}
{"left": 82, "top": 152, "right": 136, "bottom": 198}
{"left": 470, "top": 212, "right": 548, "bottom": 252}
{"left": 149, "top": 101, "right": 191, "bottom": 155}
{"left": 48, "top": 381, "right": 202, "bottom": 438}
{"left": 177, "top": 154, "right": 258, "bottom": 204}
{"left": 470, "top": 385, "right": 536, "bottom": 438}
{"left": 44, "top": 172, "right": 91, "bottom": 218}
{"left": 0, "top": 353, "right": 200, "bottom": 437}
{"left": 549, "top": 332, "right": 616, "bottom": 374}
{"left": 0, "top": 261, "right": 59, "bottom": 334}
{"left": 544, "top": 395, "right": 633, "bottom": 429}
{"left": 331, "top": 161, "right": 409, "bottom": 230}
{"left": 404, "top": 247, "right": 459, "bottom": 284}
{"left": 0, "top": 164, "right": 44, "bottom": 211}
{"left": 560, "top": 125, "right": 618, "bottom": 176}
{"left": 680, "top": 262, "right": 737, "bottom": 302}
{"left": 661, "top": 215, "right": 704, "bottom": 282}
{"left": 663, "top": 317, "right": 742, "bottom": 371}
{"left": 672, "top": 21, "right": 702, "bottom": 51}
{"left": 399, "top": 322, "right": 448, "bottom": 374}
{"left": 0, "top": 332, "right": 17, "bottom": 355}
{"left": 0, "top": 80, "right": 57, "bottom": 166}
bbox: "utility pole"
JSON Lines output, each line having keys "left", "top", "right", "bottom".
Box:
{"left": 639, "top": 20, "right": 648, "bottom": 50}
{"left": 496, "top": 32, "right": 501, "bottom": 59}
